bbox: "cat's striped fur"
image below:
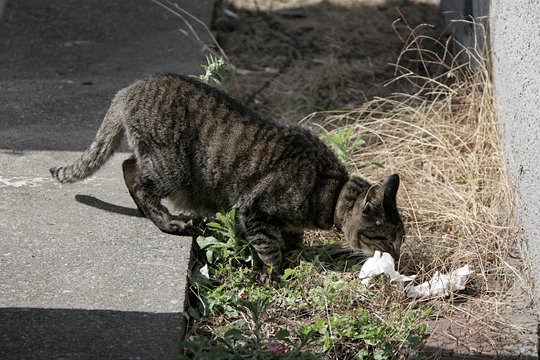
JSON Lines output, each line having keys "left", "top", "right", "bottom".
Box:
{"left": 50, "top": 73, "right": 404, "bottom": 275}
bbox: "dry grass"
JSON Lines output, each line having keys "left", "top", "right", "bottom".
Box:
{"left": 305, "top": 24, "right": 528, "bottom": 325}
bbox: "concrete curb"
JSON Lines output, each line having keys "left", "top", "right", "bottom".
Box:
{"left": 0, "top": 0, "right": 213, "bottom": 358}
{"left": 0, "top": 151, "right": 193, "bottom": 359}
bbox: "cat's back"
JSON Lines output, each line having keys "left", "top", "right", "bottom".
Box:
{"left": 119, "top": 74, "right": 343, "bottom": 174}
{"left": 118, "top": 74, "right": 347, "bottom": 221}
{"left": 121, "top": 73, "right": 261, "bottom": 129}
{"left": 120, "top": 72, "right": 344, "bottom": 177}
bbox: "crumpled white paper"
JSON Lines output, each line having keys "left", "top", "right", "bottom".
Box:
{"left": 406, "top": 265, "right": 472, "bottom": 299}
{"left": 359, "top": 251, "right": 416, "bottom": 286}
{"left": 359, "top": 251, "right": 473, "bottom": 299}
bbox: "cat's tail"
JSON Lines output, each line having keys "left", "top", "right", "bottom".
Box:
{"left": 50, "top": 90, "right": 127, "bottom": 183}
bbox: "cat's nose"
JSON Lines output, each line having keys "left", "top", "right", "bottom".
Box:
{"left": 388, "top": 244, "right": 399, "bottom": 260}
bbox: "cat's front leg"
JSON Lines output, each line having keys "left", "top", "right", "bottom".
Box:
{"left": 282, "top": 227, "right": 305, "bottom": 251}
{"left": 238, "top": 208, "right": 283, "bottom": 283}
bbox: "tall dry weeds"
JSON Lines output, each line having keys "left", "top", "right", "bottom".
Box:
{"left": 309, "top": 25, "right": 525, "bottom": 313}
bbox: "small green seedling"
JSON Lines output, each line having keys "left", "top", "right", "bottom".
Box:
{"left": 323, "top": 127, "right": 365, "bottom": 170}
{"left": 193, "top": 54, "right": 228, "bottom": 86}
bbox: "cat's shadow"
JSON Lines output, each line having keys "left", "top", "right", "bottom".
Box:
{"left": 75, "top": 194, "right": 143, "bottom": 218}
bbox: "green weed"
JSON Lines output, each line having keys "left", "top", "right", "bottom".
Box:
{"left": 185, "top": 209, "right": 430, "bottom": 359}
{"left": 182, "top": 294, "right": 320, "bottom": 359}
{"left": 193, "top": 54, "right": 228, "bottom": 86}
{"left": 307, "top": 93, "right": 334, "bottom": 112}
{"left": 322, "top": 127, "right": 366, "bottom": 170}
{"left": 199, "top": 209, "right": 259, "bottom": 269}
{"left": 307, "top": 307, "right": 429, "bottom": 359}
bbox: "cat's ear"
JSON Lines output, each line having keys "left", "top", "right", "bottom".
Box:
{"left": 362, "top": 184, "right": 384, "bottom": 215}
{"left": 383, "top": 174, "right": 400, "bottom": 203}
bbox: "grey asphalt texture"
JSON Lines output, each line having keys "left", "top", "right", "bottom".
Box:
{"left": 0, "top": 0, "right": 213, "bottom": 358}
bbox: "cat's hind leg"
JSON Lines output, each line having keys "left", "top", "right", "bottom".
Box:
{"left": 122, "top": 156, "right": 145, "bottom": 215}
{"left": 121, "top": 156, "right": 192, "bottom": 235}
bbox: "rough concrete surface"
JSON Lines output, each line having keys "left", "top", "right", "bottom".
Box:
{"left": 0, "top": 0, "right": 213, "bottom": 358}
{"left": 0, "top": 152, "right": 190, "bottom": 360}
{"left": 490, "top": 0, "right": 540, "bottom": 309}
{"left": 0, "top": 0, "right": 5, "bottom": 20}
{"left": 489, "top": 1, "right": 540, "bottom": 356}
{"left": 0, "top": 0, "right": 212, "bottom": 151}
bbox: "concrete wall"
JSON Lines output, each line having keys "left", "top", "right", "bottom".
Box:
{"left": 489, "top": 0, "right": 540, "bottom": 305}
{"left": 441, "top": 0, "right": 540, "bottom": 305}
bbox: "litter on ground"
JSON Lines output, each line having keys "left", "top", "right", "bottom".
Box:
{"left": 359, "top": 251, "right": 473, "bottom": 299}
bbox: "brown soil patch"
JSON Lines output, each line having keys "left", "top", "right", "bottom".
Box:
{"left": 214, "top": 0, "right": 443, "bottom": 121}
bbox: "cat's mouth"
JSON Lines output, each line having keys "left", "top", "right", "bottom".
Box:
{"left": 356, "top": 244, "right": 399, "bottom": 260}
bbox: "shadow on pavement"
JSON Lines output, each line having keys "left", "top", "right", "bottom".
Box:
{"left": 0, "top": 307, "right": 186, "bottom": 360}
{"left": 75, "top": 194, "right": 143, "bottom": 218}
{"left": 0, "top": 0, "right": 211, "bottom": 151}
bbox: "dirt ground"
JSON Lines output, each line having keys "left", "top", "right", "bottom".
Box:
{"left": 213, "top": 0, "right": 443, "bottom": 122}
{"left": 211, "top": 0, "right": 538, "bottom": 358}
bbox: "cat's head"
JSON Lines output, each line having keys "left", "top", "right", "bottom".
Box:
{"left": 337, "top": 174, "right": 404, "bottom": 260}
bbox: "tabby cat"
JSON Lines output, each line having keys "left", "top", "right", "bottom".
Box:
{"left": 50, "top": 73, "right": 404, "bottom": 276}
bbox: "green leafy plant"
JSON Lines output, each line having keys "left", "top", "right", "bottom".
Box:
{"left": 199, "top": 209, "right": 258, "bottom": 268}
{"left": 307, "top": 307, "right": 429, "bottom": 359}
{"left": 193, "top": 54, "right": 228, "bottom": 86}
{"left": 185, "top": 208, "right": 431, "bottom": 359}
{"left": 322, "top": 127, "right": 365, "bottom": 169}
{"left": 182, "top": 294, "right": 320, "bottom": 359}
{"left": 189, "top": 209, "right": 263, "bottom": 317}
{"left": 307, "top": 92, "right": 333, "bottom": 112}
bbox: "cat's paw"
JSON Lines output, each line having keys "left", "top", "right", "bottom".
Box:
{"left": 258, "top": 266, "right": 282, "bottom": 287}
{"left": 163, "top": 219, "right": 189, "bottom": 234}
{"left": 163, "top": 219, "right": 204, "bottom": 236}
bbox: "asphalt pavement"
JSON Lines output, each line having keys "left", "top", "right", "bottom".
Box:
{"left": 0, "top": 0, "right": 213, "bottom": 358}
